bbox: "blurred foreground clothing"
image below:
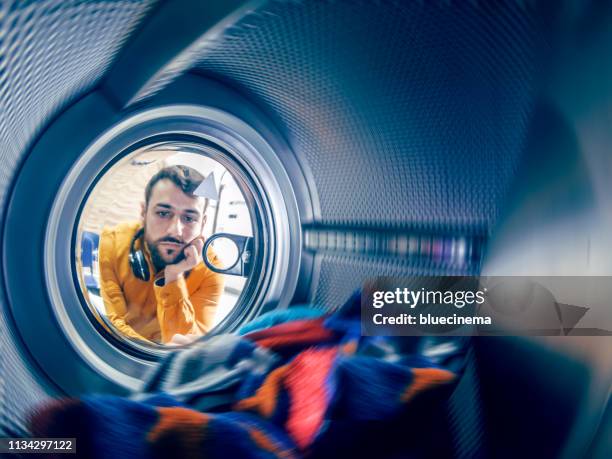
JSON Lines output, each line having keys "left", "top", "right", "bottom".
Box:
{"left": 30, "top": 293, "right": 460, "bottom": 459}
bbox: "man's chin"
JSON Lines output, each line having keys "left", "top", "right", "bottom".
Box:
{"left": 148, "top": 244, "right": 183, "bottom": 270}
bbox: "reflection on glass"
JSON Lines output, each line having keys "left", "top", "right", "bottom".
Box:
{"left": 209, "top": 237, "right": 240, "bottom": 271}
{"left": 76, "top": 145, "right": 253, "bottom": 346}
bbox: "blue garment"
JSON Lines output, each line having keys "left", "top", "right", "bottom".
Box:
{"left": 238, "top": 306, "right": 326, "bottom": 335}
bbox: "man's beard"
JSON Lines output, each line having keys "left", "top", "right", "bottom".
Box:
{"left": 144, "top": 231, "right": 186, "bottom": 272}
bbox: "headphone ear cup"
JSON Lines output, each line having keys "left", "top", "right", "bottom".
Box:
{"left": 129, "top": 249, "right": 150, "bottom": 282}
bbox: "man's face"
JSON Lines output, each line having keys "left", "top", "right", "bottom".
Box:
{"left": 143, "top": 179, "right": 206, "bottom": 270}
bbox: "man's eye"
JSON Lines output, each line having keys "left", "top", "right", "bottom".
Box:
{"left": 182, "top": 215, "right": 195, "bottom": 223}
{"left": 157, "top": 211, "right": 170, "bottom": 218}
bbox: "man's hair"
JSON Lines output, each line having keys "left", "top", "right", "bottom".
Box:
{"left": 144, "top": 165, "right": 206, "bottom": 207}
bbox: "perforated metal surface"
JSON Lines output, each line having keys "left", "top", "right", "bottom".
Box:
{"left": 0, "top": 310, "right": 45, "bottom": 436}
{"left": 0, "top": 0, "right": 156, "bottom": 434}
{"left": 193, "top": 0, "right": 543, "bottom": 306}
{"left": 311, "top": 251, "right": 479, "bottom": 312}
{"left": 0, "top": 0, "right": 546, "bottom": 430}
{"left": 195, "top": 0, "right": 541, "bottom": 230}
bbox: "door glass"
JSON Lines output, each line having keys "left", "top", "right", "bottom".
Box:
{"left": 75, "top": 143, "right": 254, "bottom": 346}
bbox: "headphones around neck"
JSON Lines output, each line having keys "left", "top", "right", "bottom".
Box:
{"left": 128, "top": 228, "right": 150, "bottom": 282}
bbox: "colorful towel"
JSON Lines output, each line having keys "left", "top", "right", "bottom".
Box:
{"left": 31, "top": 396, "right": 297, "bottom": 459}
{"left": 29, "top": 293, "right": 458, "bottom": 458}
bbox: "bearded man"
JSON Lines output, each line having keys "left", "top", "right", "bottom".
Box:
{"left": 98, "top": 165, "right": 224, "bottom": 345}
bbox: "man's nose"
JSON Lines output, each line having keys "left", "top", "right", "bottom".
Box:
{"left": 167, "top": 216, "right": 184, "bottom": 238}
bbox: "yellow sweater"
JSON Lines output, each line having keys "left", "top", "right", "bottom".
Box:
{"left": 98, "top": 222, "right": 224, "bottom": 344}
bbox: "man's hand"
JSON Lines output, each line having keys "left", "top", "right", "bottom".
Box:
{"left": 164, "top": 237, "right": 205, "bottom": 284}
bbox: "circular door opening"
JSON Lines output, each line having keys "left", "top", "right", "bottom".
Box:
{"left": 36, "top": 105, "right": 301, "bottom": 390}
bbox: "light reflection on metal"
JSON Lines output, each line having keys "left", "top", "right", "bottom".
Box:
{"left": 304, "top": 226, "right": 484, "bottom": 269}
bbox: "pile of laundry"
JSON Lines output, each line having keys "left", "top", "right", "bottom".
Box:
{"left": 29, "top": 293, "right": 459, "bottom": 458}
